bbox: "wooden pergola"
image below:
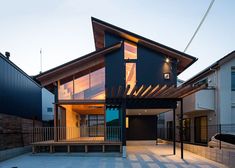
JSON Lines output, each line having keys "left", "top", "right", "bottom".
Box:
{"left": 105, "top": 82, "right": 208, "bottom": 159}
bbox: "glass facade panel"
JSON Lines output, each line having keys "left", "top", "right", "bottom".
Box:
{"left": 90, "top": 68, "right": 105, "bottom": 99}
{"left": 58, "top": 67, "right": 105, "bottom": 100}
{"left": 59, "top": 80, "right": 73, "bottom": 100}
{"left": 126, "top": 63, "right": 136, "bottom": 94}
{"left": 124, "top": 41, "right": 137, "bottom": 59}
{"left": 106, "top": 108, "right": 120, "bottom": 126}
{"left": 105, "top": 107, "right": 120, "bottom": 141}
{"left": 74, "top": 74, "right": 89, "bottom": 99}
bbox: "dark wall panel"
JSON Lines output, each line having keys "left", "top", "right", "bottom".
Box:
{"left": 137, "top": 44, "right": 177, "bottom": 86}
{"left": 126, "top": 115, "right": 157, "bottom": 140}
{"left": 104, "top": 32, "right": 125, "bottom": 95}
{"left": 0, "top": 57, "right": 42, "bottom": 120}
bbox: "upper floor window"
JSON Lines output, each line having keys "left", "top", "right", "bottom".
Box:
{"left": 59, "top": 67, "right": 105, "bottom": 100}
{"left": 126, "top": 63, "right": 136, "bottom": 94}
{"left": 124, "top": 41, "right": 137, "bottom": 60}
{"left": 231, "top": 68, "right": 235, "bottom": 91}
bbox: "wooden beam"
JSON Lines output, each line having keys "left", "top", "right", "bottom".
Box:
{"left": 141, "top": 85, "right": 153, "bottom": 97}
{"left": 146, "top": 85, "right": 160, "bottom": 98}
{"left": 154, "top": 85, "right": 169, "bottom": 98}
{"left": 57, "top": 99, "right": 105, "bottom": 105}
{"left": 152, "top": 85, "right": 167, "bottom": 97}
{"left": 158, "top": 85, "right": 176, "bottom": 98}
{"left": 179, "top": 84, "right": 207, "bottom": 98}
{"left": 123, "top": 85, "right": 130, "bottom": 97}
{"left": 160, "top": 86, "right": 177, "bottom": 98}
{"left": 129, "top": 85, "right": 138, "bottom": 97}
{"left": 168, "top": 84, "right": 192, "bottom": 98}
{"left": 136, "top": 85, "right": 146, "bottom": 97}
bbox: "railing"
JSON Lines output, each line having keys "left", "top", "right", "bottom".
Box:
{"left": 31, "top": 126, "right": 121, "bottom": 143}
{"left": 157, "top": 124, "right": 235, "bottom": 149}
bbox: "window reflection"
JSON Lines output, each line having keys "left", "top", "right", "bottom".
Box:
{"left": 124, "top": 41, "right": 137, "bottom": 60}
{"left": 126, "top": 63, "right": 136, "bottom": 94}
{"left": 59, "top": 80, "right": 73, "bottom": 100}
{"left": 58, "top": 67, "right": 105, "bottom": 100}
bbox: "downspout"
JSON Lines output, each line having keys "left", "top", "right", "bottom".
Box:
{"left": 209, "top": 68, "right": 219, "bottom": 125}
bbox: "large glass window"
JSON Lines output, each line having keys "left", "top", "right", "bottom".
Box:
{"left": 58, "top": 67, "right": 105, "bottom": 100}
{"left": 106, "top": 108, "right": 120, "bottom": 126}
{"left": 59, "top": 80, "right": 73, "bottom": 100}
{"left": 231, "top": 68, "right": 235, "bottom": 91}
{"left": 124, "top": 41, "right": 137, "bottom": 60}
{"left": 126, "top": 63, "right": 136, "bottom": 94}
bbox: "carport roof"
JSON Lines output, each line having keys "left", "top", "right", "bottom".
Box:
{"left": 106, "top": 83, "right": 208, "bottom": 100}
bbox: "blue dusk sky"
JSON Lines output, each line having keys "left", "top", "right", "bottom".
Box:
{"left": 0, "top": 0, "right": 234, "bottom": 81}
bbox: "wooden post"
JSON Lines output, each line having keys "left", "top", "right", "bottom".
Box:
{"left": 54, "top": 104, "right": 58, "bottom": 142}
{"left": 54, "top": 82, "right": 58, "bottom": 142}
{"left": 173, "top": 108, "right": 176, "bottom": 155}
{"left": 121, "top": 99, "right": 126, "bottom": 158}
{"left": 180, "top": 99, "right": 184, "bottom": 159}
{"left": 156, "top": 115, "right": 158, "bottom": 145}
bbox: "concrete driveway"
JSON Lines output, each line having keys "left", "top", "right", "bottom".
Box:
{"left": 0, "top": 142, "right": 227, "bottom": 168}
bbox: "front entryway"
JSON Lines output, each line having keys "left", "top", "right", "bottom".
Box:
{"left": 126, "top": 115, "right": 157, "bottom": 140}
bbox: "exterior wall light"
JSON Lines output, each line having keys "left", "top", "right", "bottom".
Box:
{"left": 166, "top": 57, "right": 170, "bottom": 63}
{"left": 164, "top": 73, "right": 170, "bottom": 80}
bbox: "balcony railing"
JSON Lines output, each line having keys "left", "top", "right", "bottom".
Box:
{"left": 31, "top": 126, "right": 121, "bottom": 143}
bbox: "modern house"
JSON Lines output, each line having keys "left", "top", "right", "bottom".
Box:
{"left": 161, "top": 51, "right": 235, "bottom": 145}
{"left": 34, "top": 17, "right": 208, "bottom": 158}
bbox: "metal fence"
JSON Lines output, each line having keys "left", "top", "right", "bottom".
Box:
{"left": 0, "top": 126, "right": 122, "bottom": 151}
{"left": 157, "top": 124, "right": 235, "bottom": 150}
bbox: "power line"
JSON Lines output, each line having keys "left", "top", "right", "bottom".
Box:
{"left": 184, "top": 0, "right": 215, "bottom": 52}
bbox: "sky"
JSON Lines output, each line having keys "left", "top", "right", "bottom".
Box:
{"left": 0, "top": 0, "right": 234, "bottom": 81}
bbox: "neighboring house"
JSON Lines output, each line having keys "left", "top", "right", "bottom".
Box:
{"left": 0, "top": 52, "right": 42, "bottom": 120}
{"left": 34, "top": 17, "right": 206, "bottom": 157}
{"left": 0, "top": 52, "right": 42, "bottom": 150}
{"left": 162, "top": 51, "right": 235, "bottom": 144}
{"left": 42, "top": 88, "right": 54, "bottom": 122}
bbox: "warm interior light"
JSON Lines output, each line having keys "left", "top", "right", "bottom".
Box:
{"left": 126, "top": 117, "right": 129, "bottom": 128}
{"left": 166, "top": 57, "right": 170, "bottom": 63}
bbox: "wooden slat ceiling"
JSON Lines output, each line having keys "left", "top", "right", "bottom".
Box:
{"left": 92, "top": 17, "right": 197, "bottom": 75}
{"left": 106, "top": 83, "right": 208, "bottom": 99}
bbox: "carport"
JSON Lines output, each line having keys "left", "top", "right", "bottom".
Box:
{"left": 106, "top": 83, "right": 207, "bottom": 159}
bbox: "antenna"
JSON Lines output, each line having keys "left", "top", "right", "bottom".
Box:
{"left": 40, "top": 48, "right": 42, "bottom": 73}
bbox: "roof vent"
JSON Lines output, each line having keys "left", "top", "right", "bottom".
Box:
{"left": 5, "top": 52, "right": 10, "bottom": 60}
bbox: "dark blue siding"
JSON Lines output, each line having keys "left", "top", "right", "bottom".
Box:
{"left": 137, "top": 44, "right": 177, "bottom": 86}
{"left": 104, "top": 32, "right": 177, "bottom": 92}
{"left": 104, "top": 33, "right": 125, "bottom": 94}
{"left": 0, "top": 56, "right": 42, "bottom": 120}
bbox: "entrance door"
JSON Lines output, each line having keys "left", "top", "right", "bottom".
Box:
{"left": 126, "top": 115, "right": 157, "bottom": 140}
{"left": 194, "top": 116, "right": 208, "bottom": 144}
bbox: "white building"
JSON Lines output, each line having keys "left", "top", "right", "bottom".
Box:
{"left": 162, "top": 51, "right": 235, "bottom": 144}
{"left": 42, "top": 88, "right": 54, "bottom": 121}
